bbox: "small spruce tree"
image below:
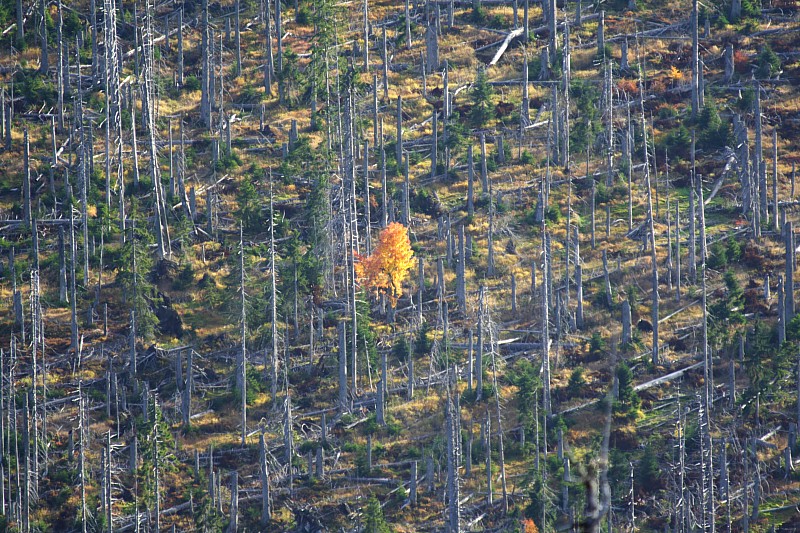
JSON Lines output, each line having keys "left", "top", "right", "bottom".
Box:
{"left": 363, "top": 496, "right": 392, "bottom": 533}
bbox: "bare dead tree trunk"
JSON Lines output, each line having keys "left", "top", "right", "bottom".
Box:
{"left": 200, "top": 0, "right": 211, "bottom": 127}
{"left": 597, "top": 11, "right": 605, "bottom": 58}
{"left": 396, "top": 96, "right": 403, "bottom": 170}
{"left": 445, "top": 389, "right": 461, "bottom": 532}
{"left": 23, "top": 127, "right": 31, "bottom": 227}
{"left": 542, "top": 228, "right": 551, "bottom": 415}
{"left": 476, "top": 288, "right": 484, "bottom": 400}
{"left": 485, "top": 413, "right": 492, "bottom": 505}
{"left": 786, "top": 222, "right": 795, "bottom": 326}
{"left": 691, "top": 0, "right": 700, "bottom": 118}
{"left": 15, "top": 0, "right": 23, "bottom": 44}
{"left": 731, "top": 0, "right": 741, "bottom": 22}
{"left": 234, "top": 0, "right": 241, "bottom": 76}
{"left": 467, "top": 145, "right": 475, "bottom": 216}
{"left": 755, "top": 83, "right": 766, "bottom": 230}
{"left": 425, "top": 22, "right": 438, "bottom": 74}
{"left": 78, "top": 382, "right": 87, "bottom": 533}
{"left": 39, "top": 0, "right": 48, "bottom": 73}
{"left": 257, "top": 432, "right": 271, "bottom": 524}
{"left": 339, "top": 321, "right": 348, "bottom": 411}
{"left": 227, "top": 471, "right": 238, "bottom": 533}
{"left": 275, "top": 0, "right": 284, "bottom": 104}
{"left": 362, "top": 0, "right": 369, "bottom": 70}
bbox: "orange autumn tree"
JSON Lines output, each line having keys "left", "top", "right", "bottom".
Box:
{"left": 355, "top": 222, "right": 415, "bottom": 305}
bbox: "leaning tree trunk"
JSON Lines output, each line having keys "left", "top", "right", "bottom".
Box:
{"left": 640, "top": 72, "right": 659, "bottom": 366}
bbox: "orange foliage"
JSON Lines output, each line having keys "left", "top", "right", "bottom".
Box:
{"left": 522, "top": 518, "right": 539, "bottom": 533}
{"left": 617, "top": 79, "right": 639, "bottom": 95}
{"left": 355, "top": 222, "right": 415, "bottom": 305}
{"left": 650, "top": 78, "right": 667, "bottom": 95}
{"left": 733, "top": 49, "right": 750, "bottom": 73}
{"left": 668, "top": 65, "right": 684, "bottom": 83}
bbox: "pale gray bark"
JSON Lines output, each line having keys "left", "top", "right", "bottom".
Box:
{"left": 409, "top": 461, "right": 417, "bottom": 504}
{"left": 786, "top": 222, "right": 795, "bottom": 325}
{"left": 773, "top": 129, "right": 779, "bottom": 231}
{"left": 480, "top": 133, "right": 488, "bottom": 193}
{"left": 425, "top": 23, "right": 438, "bottom": 74}
{"left": 407, "top": 350, "right": 414, "bottom": 400}
{"left": 238, "top": 225, "right": 247, "bottom": 445}
{"left": 70, "top": 218, "right": 79, "bottom": 351}
{"left": 485, "top": 414, "right": 492, "bottom": 504}
{"left": 275, "top": 0, "right": 284, "bottom": 104}
{"left": 264, "top": 0, "right": 274, "bottom": 94}
{"left": 235, "top": 0, "right": 241, "bottom": 76}
{"left": 201, "top": 0, "right": 211, "bottom": 127}
{"left": 362, "top": 0, "right": 369, "bottom": 70}
{"left": 338, "top": 321, "right": 348, "bottom": 411}
{"left": 542, "top": 229, "right": 551, "bottom": 414}
{"left": 315, "top": 446, "right": 324, "bottom": 478}
{"left": 39, "top": 0, "right": 48, "bottom": 73}
{"left": 691, "top": 0, "right": 700, "bottom": 118}
{"left": 476, "top": 287, "right": 484, "bottom": 399}
{"left": 755, "top": 83, "right": 766, "bottom": 226}
{"left": 269, "top": 180, "right": 279, "bottom": 401}
{"left": 724, "top": 44, "right": 734, "bottom": 83}
{"left": 182, "top": 349, "right": 193, "bottom": 426}
{"left": 377, "top": 353, "right": 386, "bottom": 426}
{"left": 15, "top": 0, "right": 23, "bottom": 44}
{"left": 467, "top": 144, "right": 474, "bottom": 216}
{"left": 431, "top": 110, "right": 438, "bottom": 178}
{"left": 446, "top": 393, "right": 461, "bottom": 532}
{"left": 731, "top": 0, "right": 741, "bottom": 21}
{"left": 602, "top": 249, "right": 612, "bottom": 309}
{"left": 396, "top": 96, "right": 403, "bottom": 167}
{"left": 405, "top": 0, "right": 411, "bottom": 49}
{"left": 23, "top": 127, "right": 31, "bottom": 227}
{"left": 457, "top": 225, "right": 466, "bottom": 312}
{"left": 597, "top": 11, "right": 605, "bottom": 57}
{"left": 227, "top": 471, "right": 238, "bottom": 533}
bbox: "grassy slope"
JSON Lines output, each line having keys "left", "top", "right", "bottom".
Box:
{"left": 1, "top": 0, "right": 800, "bottom": 531}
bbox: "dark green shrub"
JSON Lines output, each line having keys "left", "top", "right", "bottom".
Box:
{"left": 173, "top": 263, "right": 195, "bottom": 291}
{"left": 756, "top": 44, "right": 781, "bottom": 79}
{"left": 545, "top": 204, "right": 561, "bottom": 223}
{"left": 520, "top": 150, "right": 534, "bottom": 165}
{"left": 589, "top": 332, "right": 607, "bottom": 359}
{"left": 708, "top": 240, "right": 728, "bottom": 270}
{"left": 613, "top": 362, "right": 640, "bottom": 415}
{"left": 392, "top": 337, "right": 411, "bottom": 362}
{"left": 183, "top": 75, "right": 201, "bottom": 92}
{"left": 567, "top": 367, "right": 586, "bottom": 398}
{"left": 296, "top": 5, "right": 311, "bottom": 24}
{"left": 636, "top": 444, "right": 663, "bottom": 494}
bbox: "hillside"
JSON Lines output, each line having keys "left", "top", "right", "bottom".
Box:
{"left": 1, "top": 0, "right": 800, "bottom": 531}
